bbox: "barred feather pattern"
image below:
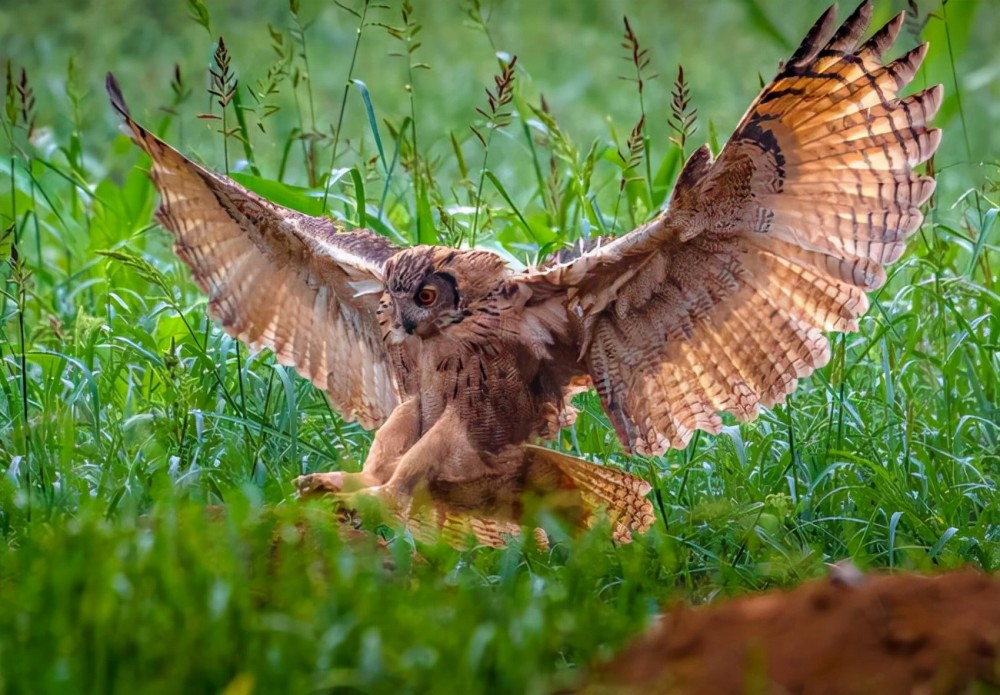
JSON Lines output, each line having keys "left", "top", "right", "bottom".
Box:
{"left": 518, "top": 1, "right": 940, "bottom": 456}
{"left": 401, "top": 506, "right": 530, "bottom": 549}
{"left": 523, "top": 445, "right": 656, "bottom": 543}
{"left": 399, "top": 445, "right": 655, "bottom": 548}
{"left": 106, "top": 74, "right": 411, "bottom": 429}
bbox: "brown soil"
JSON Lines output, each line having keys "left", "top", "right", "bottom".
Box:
{"left": 582, "top": 568, "right": 1000, "bottom": 695}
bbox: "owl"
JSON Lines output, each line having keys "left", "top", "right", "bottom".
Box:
{"left": 107, "top": 1, "right": 939, "bottom": 546}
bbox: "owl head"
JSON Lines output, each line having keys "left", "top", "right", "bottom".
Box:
{"left": 380, "top": 246, "right": 509, "bottom": 343}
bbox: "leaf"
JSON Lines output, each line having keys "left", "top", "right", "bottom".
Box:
{"left": 449, "top": 131, "right": 468, "bottom": 180}
{"left": 186, "top": 0, "right": 213, "bottom": 35}
{"left": 1, "top": 224, "right": 14, "bottom": 262}
{"left": 415, "top": 178, "right": 436, "bottom": 246}
{"left": 351, "top": 79, "right": 387, "bottom": 173}
{"left": 706, "top": 119, "right": 721, "bottom": 157}
{"left": 98, "top": 250, "right": 172, "bottom": 295}
{"left": 887, "top": 510, "right": 903, "bottom": 569}
{"left": 219, "top": 672, "right": 255, "bottom": 695}
{"left": 231, "top": 88, "right": 261, "bottom": 177}
{"left": 734, "top": 0, "right": 791, "bottom": 50}
{"left": 349, "top": 167, "right": 367, "bottom": 229}
{"left": 967, "top": 206, "right": 997, "bottom": 276}
{"left": 485, "top": 171, "right": 547, "bottom": 245}
{"left": 650, "top": 146, "right": 682, "bottom": 208}
{"left": 229, "top": 173, "right": 324, "bottom": 216}
{"left": 929, "top": 527, "right": 959, "bottom": 559}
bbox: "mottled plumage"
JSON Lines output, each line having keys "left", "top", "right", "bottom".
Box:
{"left": 107, "top": 1, "right": 939, "bottom": 547}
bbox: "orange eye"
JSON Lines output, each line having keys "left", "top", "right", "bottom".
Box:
{"left": 416, "top": 285, "right": 438, "bottom": 306}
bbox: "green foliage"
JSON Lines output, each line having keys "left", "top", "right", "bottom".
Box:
{"left": 1, "top": 0, "right": 999, "bottom": 692}
{"left": 0, "top": 500, "right": 705, "bottom": 694}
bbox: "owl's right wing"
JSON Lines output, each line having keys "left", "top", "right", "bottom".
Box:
{"left": 514, "top": 3, "right": 939, "bottom": 455}
{"left": 107, "top": 74, "right": 413, "bottom": 429}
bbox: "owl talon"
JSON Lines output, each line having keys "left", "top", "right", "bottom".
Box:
{"left": 294, "top": 472, "right": 345, "bottom": 497}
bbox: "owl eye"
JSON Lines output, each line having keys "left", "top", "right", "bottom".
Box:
{"left": 415, "top": 285, "right": 438, "bottom": 307}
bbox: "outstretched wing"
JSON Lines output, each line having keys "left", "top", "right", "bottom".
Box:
{"left": 107, "top": 73, "right": 413, "bottom": 429}
{"left": 515, "top": 2, "right": 940, "bottom": 455}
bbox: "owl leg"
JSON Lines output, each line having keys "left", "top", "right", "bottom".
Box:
{"left": 376, "top": 407, "right": 481, "bottom": 504}
{"left": 294, "top": 397, "right": 421, "bottom": 498}
{"left": 333, "top": 410, "right": 471, "bottom": 519}
{"left": 359, "top": 396, "right": 421, "bottom": 485}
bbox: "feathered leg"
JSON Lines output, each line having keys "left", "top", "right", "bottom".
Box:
{"left": 295, "top": 397, "right": 422, "bottom": 496}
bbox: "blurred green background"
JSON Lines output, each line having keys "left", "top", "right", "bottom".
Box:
{"left": 4, "top": 0, "right": 997, "bottom": 196}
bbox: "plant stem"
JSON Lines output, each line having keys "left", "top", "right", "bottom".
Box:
{"left": 323, "top": 0, "right": 370, "bottom": 213}
{"left": 470, "top": 132, "right": 493, "bottom": 247}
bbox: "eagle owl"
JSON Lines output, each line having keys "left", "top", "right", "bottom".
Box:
{"left": 107, "top": 2, "right": 939, "bottom": 546}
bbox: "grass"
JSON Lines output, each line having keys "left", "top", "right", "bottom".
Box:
{"left": 1, "top": 0, "right": 999, "bottom": 692}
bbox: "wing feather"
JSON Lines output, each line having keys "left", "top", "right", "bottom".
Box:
{"left": 515, "top": 2, "right": 940, "bottom": 455}
{"left": 107, "top": 73, "right": 411, "bottom": 429}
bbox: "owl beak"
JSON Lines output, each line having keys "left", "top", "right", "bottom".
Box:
{"left": 387, "top": 307, "right": 416, "bottom": 340}
{"left": 397, "top": 304, "right": 421, "bottom": 335}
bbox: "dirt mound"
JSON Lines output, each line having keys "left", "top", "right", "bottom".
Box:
{"left": 582, "top": 568, "right": 1000, "bottom": 695}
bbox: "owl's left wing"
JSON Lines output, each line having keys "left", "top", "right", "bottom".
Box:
{"left": 107, "top": 74, "right": 413, "bottom": 429}
{"left": 513, "top": 3, "right": 940, "bottom": 455}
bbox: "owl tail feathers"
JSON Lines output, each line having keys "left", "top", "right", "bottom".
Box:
{"left": 401, "top": 507, "right": 550, "bottom": 550}
{"left": 400, "top": 447, "right": 656, "bottom": 549}
{"left": 523, "top": 445, "right": 656, "bottom": 543}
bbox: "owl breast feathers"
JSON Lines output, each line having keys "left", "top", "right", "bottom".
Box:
{"left": 107, "top": 0, "right": 939, "bottom": 546}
